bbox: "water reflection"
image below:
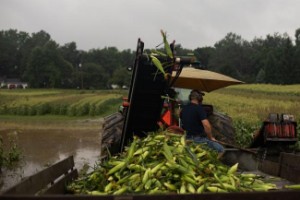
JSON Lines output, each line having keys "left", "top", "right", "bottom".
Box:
{"left": 0, "top": 128, "right": 102, "bottom": 192}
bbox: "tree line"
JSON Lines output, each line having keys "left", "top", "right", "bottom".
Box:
{"left": 0, "top": 29, "right": 133, "bottom": 89}
{"left": 1, "top": 29, "right": 300, "bottom": 89}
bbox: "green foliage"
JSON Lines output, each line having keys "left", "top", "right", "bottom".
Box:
{"left": 80, "top": 63, "right": 109, "bottom": 89}
{"left": 23, "top": 41, "right": 73, "bottom": 88}
{"left": 109, "top": 67, "right": 131, "bottom": 87}
{"left": 7, "top": 136, "right": 22, "bottom": 165}
{"left": 0, "top": 137, "right": 3, "bottom": 168}
{"left": 0, "top": 134, "right": 22, "bottom": 170}
{"left": 204, "top": 84, "right": 300, "bottom": 147}
{"left": 233, "top": 120, "right": 259, "bottom": 147}
{"left": 66, "top": 97, "right": 122, "bottom": 116}
{"left": 2, "top": 28, "right": 300, "bottom": 87}
{"left": 0, "top": 89, "right": 124, "bottom": 117}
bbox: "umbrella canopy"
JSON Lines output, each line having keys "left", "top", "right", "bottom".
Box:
{"left": 171, "top": 67, "right": 244, "bottom": 92}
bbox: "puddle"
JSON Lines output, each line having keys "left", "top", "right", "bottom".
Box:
{"left": 0, "top": 126, "right": 102, "bottom": 192}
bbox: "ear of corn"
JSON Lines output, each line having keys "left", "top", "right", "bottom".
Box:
{"left": 187, "top": 183, "right": 196, "bottom": 193}
{"left": 68, "top": 131, "right": 278, "bottom": 195}
{"left": 162, "top": 142, "right": 173, "bottom": 162}
{"left": 228, "top": 163, "right": 239, "bottom": 174}
{"left": 126, "top": 138, "right": 137, "bottom": 161}
{"left": 107, "top": 161, "right": 126, "bottom": 175}
{"left": 164, "top": 182, "right": 177, "bottom": 191}
{"left": 179, "top": 183, "right": 187, "bottom": 194}
{"left": 284, "top": 184, "right": 300, "bottom": 190}
{"left": 150, "top": 55, "right": 167, "bottom": 77}
{"left": 160, "top": 30, "right": 173, "bottom": 59}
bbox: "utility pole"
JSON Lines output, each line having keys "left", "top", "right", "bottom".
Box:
{"left": 79, "top": 63, "right": 83, "bottom": 89}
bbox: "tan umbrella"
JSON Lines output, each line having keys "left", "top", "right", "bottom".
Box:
{"left": 171, "top": 67, "right": 244, "bottom": 92}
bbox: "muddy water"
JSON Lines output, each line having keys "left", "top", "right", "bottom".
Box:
{"left": 0, "top": 121, "right": 103, "bottom": 192}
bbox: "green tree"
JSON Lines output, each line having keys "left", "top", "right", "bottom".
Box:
{"left": 209, "top": 33, "right": 254, "bottom": 81}
{"left": 293, "top": 28, "right": 300, "bottom": 83}
{"left": 109, "top": 67, "right": 131, "bottom": 87}
{"left": 119, "top": 49, "right": 135, "bottom": 69}
{"left": 59, "top": 42, "right": 80, "bottom": 68}
{"left": 0, "top": 29, "right": 29, "bottom": 78}
{"left": 262, "top": 33, "right": 296, "bottom": 84}
{"left": 295, "top": 28, "right": 300, "bottom": 46}
{"left": 80, "top": 63, "right": 109, "bottom": 89}
{"left": 24, "top": 41, "right": 73, "bottom": 88}
{"left": 193, "top": 47, "right": 215, "bottom": 68}
{"left": 85, "top": 47, "right": 121, "bottom": 77}
{"left": 278, "top": 37, "right": 294, "bottom": 84}
{"left": 19, "top": 30, "right": 52, "bottom": 79}
{"left": 264, "top": 50, "right": 280, "bottom": 84}
{"left": 255, "top": 68, "right": 265, "bottom": 83}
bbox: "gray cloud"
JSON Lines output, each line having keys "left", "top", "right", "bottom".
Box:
{"left": 1, "top": 0, "right": 299, "bottom": 50}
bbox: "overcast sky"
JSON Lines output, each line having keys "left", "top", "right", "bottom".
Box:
{"left": 1, "top": 0, "right": 300, "bottom": 51}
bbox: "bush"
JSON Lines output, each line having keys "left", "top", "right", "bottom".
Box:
{"left": 36, "top": 103, "right": 51, "bottom": 115}
{"left": 94, "top": 97, "right": 122, "bottom": 116}
{"left": 17, "top": 105, "right": 29, "bottom": 115}
{"left": 28, "top": 105, "right": 37, "bottom": 115}
{"left": 67, "top": 105, "right": 77, "bottom": 116}
{"left": 59, "top": 104, "right": 68, "bottom": 115}
{"left": 233, "top": 119, "right": 259, "bottom": 147}
{"left": 0, "top": 137, "right": 4, "bottom": 169}
{"left": 77, "top": 103, "right": 90, "bottom": 116}
{"left": 0, "top": 135, "right": 22, "bottom": 170}
{"left": 89, "top": 104, "right": 96, "bottom": 116}
{"left": 0, "top": 105, "right": 8, "bottom": 114}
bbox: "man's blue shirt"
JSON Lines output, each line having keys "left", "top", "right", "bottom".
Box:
{"left": 180, "top": 103, "right": 207, "bottom": 137}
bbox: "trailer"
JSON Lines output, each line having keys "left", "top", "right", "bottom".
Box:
{"left": 1, "top": 38, "right": 300, "bottom": 199}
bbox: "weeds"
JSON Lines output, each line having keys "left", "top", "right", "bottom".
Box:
{"left": 0, "top": 134, "right": 22, "bottom": 171}
{"left": 233, "top": 119, "right": 260, "bottom": 147}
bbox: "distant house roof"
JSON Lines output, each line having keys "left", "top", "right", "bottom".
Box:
{"left": 6, "top": 78, "right": 22, "bottom": 84}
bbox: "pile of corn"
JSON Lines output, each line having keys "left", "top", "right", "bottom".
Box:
{"left": 67, "top": 131, "right": 277, "bottom": 195}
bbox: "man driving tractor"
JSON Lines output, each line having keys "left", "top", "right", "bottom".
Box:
{"left": 180, "top": 89, "right": 225, "bottom": 158}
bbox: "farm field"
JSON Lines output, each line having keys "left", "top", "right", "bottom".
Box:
{"left": 207, "top": 84, "right": 300, "bottom": 147}
{"left": 0, "top": 85, "right": 299, "bottom": 191}
{"left": 0, "top": 85, "right": 299, "bottom": 146}
{"left": 0, "top": 89, "right": 126, "bottom": 191}
{"left": 0, "top": 89, "right": 125, "bottom": 118}
{"left": 178, "top": 84, "right": 300, "bottom": 147}
{"left": 204, "top": 84, "right": 300, "bottom": 124}
{"left": 0, "top": 85, "right": 299, "bottom": 129}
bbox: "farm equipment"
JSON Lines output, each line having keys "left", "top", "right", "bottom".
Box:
{"left": 2, "top": 38, "right": 300, "bottom": 199}
{"left": 99, "top": 38, "right": 300, "bottom": 196}
{"left": 101, "top": 38, "right": 242, "bottom": 156}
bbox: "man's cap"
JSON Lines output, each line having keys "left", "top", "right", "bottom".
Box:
{"left": 190, "top": 89, "right": 205, "bottom": 96}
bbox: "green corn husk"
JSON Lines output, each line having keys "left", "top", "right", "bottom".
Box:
{"left": 67, "top": 131, "right": 278, "bottom": 195}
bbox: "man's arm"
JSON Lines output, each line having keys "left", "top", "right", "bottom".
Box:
{"left": 202, "top": 119, "right": 216, "bottom": 141}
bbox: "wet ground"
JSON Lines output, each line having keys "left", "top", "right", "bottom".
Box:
{"left": 0, "top": 118, "right": 103, "bottom": 192}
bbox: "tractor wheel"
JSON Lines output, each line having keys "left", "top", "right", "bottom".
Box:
{"left": 101, "top": 112, "right": 124, "bottom": 158}
{"left": 208, "top": 111, "right": 236, "bottom": 145}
